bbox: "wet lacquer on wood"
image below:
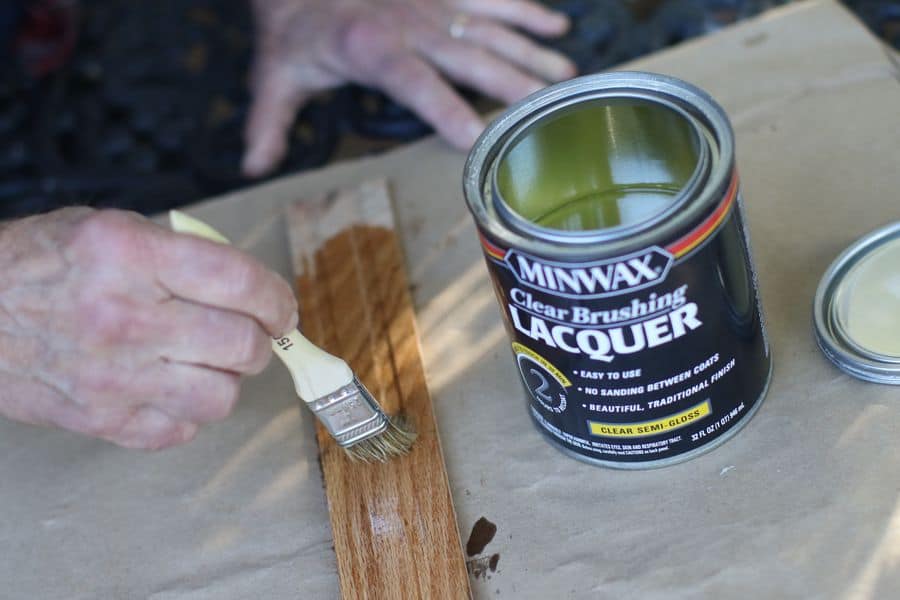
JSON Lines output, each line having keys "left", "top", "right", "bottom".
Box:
{"left": 285, "top": 180, "right": 471, "bottom": 599}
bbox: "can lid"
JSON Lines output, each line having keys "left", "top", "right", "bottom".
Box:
{"left": 814, "top": 221, "right": 900, "bottom": 384}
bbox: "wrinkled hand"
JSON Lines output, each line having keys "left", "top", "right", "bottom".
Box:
{"left": 0, "top": 209, "right": 298, "bottom": 449}
{"left": 242, "top": 0, "right": 576, "bottom": 176}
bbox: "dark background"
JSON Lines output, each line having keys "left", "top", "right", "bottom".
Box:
{"left": 0, "top": 0, "right": 897, "bottom": 219}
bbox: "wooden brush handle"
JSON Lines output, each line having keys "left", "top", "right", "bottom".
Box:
{"left": 168, "top": 210, "right": 353, "bottom": 402}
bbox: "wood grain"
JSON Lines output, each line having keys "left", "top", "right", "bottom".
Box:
{"left": 286, "top": 180, "right": 471, "bottom": 599}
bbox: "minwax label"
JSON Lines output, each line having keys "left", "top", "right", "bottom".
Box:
{"left": 479, "top": 188, "right": 770, "bottom": 465}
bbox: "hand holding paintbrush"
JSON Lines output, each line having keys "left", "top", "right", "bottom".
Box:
{"left": 0, "top": 208, "right": 300, "bottom": 449}
{"left": 169, "top": 210, "right": 416, "bottom": 461}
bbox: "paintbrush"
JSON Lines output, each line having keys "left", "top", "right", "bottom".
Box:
{"left": 169, "top": 210, "right": 416, "bottom": 462}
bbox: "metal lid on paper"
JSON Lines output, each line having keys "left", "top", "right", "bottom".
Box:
{"left": 814, "top": 221, "right": 900, "bottom": 384}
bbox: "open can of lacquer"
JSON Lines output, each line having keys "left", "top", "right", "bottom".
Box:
{"left": 462, "top": 72, "right": 772, "bottom": 468}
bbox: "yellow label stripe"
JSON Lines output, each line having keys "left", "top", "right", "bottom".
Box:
{"left": 512, "top": 342, "right": 572, "bottom": 387}
{"left": 588, "top": 400, "right": 712, "bottom": 438}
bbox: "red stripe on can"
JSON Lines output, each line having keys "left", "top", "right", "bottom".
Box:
{"left": 666, "top": 172, "right": 739, "bottom": 258}
{"left": 480, "top": 234, "right": 507, "bottom": 260}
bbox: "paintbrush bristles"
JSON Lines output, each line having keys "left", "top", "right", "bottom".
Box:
{"left": 344, "top": 416, "right": 417, "bottom": 462}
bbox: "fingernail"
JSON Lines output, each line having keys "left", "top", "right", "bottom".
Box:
{"left": 465, "top": 121, "right": 485, "bottom": 146}
{"left": 286, "top": 310, "right": 299, "bottom": 333}
{"left": 554, "top": 58, "right": 578, "bottom": 81}
{"left": 179, "top": 423, "right": 198, "bottom": 443}
{"left": 553, "top": 13, "right": 571, "bottom": 33}
{"left": 241, "top": 146, "right": 271, "bottom": 178}
{"left": 526, "top": 82, "right": 546, "bottom": 96}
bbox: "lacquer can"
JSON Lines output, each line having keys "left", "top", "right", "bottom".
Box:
{"left": 462, "top": 72, "right": 772, "bottom": 468}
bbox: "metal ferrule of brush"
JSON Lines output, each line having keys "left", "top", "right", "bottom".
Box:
{"left": 307, "top": 377, "right": 390, "bottom": 447}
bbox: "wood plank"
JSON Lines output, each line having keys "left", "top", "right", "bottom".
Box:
{"left": 285, "top": 180, "right": 471, "bottom": 599}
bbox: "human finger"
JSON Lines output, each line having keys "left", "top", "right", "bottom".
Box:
{"left": 373, "top": 50, "right": 484, "bottom": 150}
{"left": 64, "top": 210, "right": 298, "bottom": 338}
{"left": 142, "top": 362, "right": 242, "bottom": 424}
{"left": 242, "top": 62, "right": 312, "bottom": 178}
{"left": 454, "top": 0, "right": 570, "bottom": 37}
{"left": 149, "top": 227, "right": 299, "bottom": 337}
{"left": 44, "top": 357, "right": 240, "bottom": 431}
{"left": 460, "top": 19, "right": 576, "bottom": 82}
{"left": 156, "top": 298, "right": 273, "bottom": 376}
{"left": 420, "top": 37, "right": 546, "bottom": 105}
{"left": 54, "top": 402, "right": 196, "bottom": 450}
{"left": 109, "top": 405, "right": 198, "bottom": 450}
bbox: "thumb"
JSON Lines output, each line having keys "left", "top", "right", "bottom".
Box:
{"left": 242, "top": 64, "right": 311, "bottom": 178}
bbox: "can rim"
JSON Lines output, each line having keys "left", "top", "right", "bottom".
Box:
{"left": 813, "top": 220, "right": 900, "bottom": 384}
{"left": 487, "top": 91, "right": 711, "bottom": 245}
{"left": 463, "top": 71, "right": 735, "bottom": 260}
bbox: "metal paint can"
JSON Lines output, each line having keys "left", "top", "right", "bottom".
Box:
{"left": 463, "top": 72, "right": 772, "bottom": 469}
{"left": 814, "top": 221, "right": 900, "bottom": 384}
